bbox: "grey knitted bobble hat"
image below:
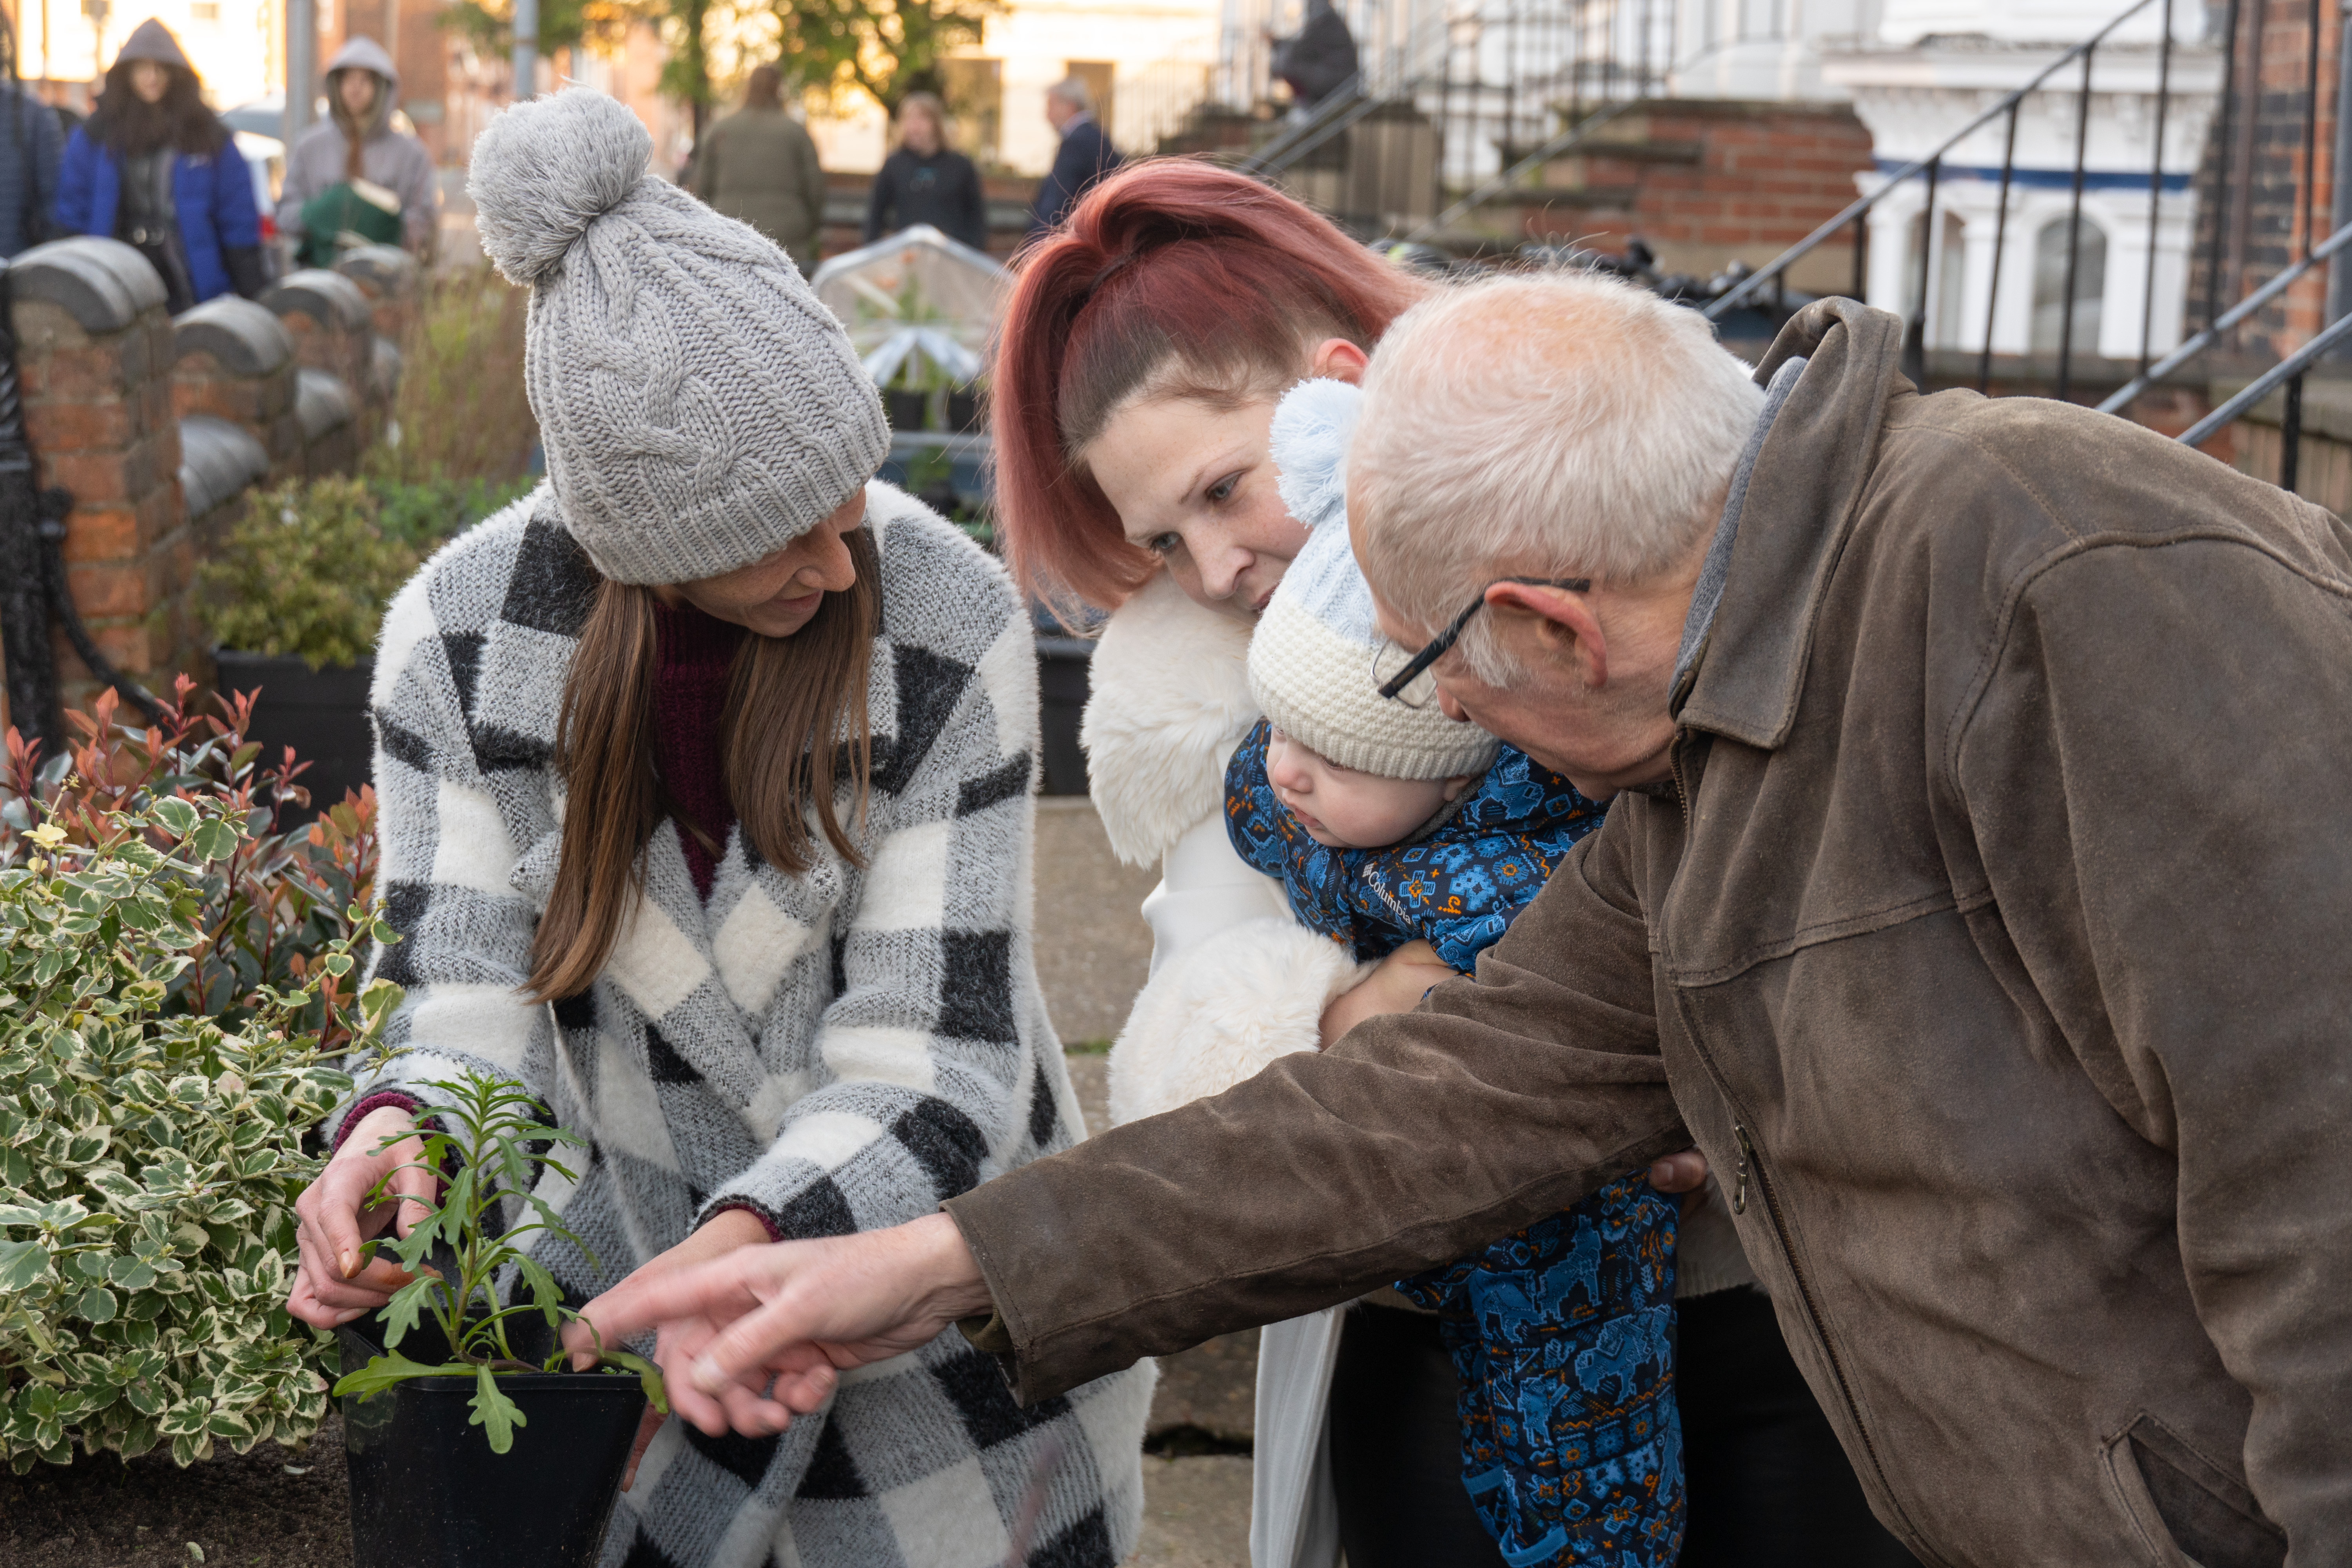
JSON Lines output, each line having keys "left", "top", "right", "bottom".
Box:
{"left": 468, "top": 89, "right": 889, "bottom": 585}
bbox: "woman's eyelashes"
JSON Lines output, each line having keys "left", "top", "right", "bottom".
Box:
{"left": 1145, "top": 532, "right": 1183, "bottom": 556}
{"left": 1204, "top": 472, "right": 1241, "bottom": 505}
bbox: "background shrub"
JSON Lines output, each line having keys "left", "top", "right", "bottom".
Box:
{"left": 196, "top": 478, "right": 418, "bottom": 669}
{"left": 0, "top": 685, "right": 398, "bottom": 1471}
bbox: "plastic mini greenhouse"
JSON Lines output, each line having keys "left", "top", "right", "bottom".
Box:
{"left": 812, "top": 225, "right": 1007, "bottom": 434}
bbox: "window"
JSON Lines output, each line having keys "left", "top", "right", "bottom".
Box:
{"left": 190, "top": 1, "right": 220, "bottom": 19}
{"left": 939, "top": 57, "right": 1002, "bottom": 162}
{"left": 2031, "top": 216, "right": 2106, "bottom": 354}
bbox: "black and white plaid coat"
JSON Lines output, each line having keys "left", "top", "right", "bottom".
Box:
{"left": 340, "top": 482, "right": 1153, "bottom": 1568}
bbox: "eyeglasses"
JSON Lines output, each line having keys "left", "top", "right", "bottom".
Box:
{"left": 1369, "top": 577, "right": 1592, "bottom": 709}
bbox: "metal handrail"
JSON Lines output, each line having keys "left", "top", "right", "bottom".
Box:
{"left": 2097, "top": 216, "right": 2352, "bottom": 411}
{"left": 1703, "top": 0, "right": 2169, "bottom": 320}
{"left": 2176, "top": 309, "right": 2352, "bottom": 447}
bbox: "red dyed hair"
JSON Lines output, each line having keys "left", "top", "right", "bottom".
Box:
{"left": 991, "top": 159, "right": 1428, "bottom": 611}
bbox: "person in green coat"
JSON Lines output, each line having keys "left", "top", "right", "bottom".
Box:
{"left": 684, "top": 65, "right": 826, "bottom": 271}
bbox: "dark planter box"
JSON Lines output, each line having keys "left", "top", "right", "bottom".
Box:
{"left": 947, "top": 390, "right": 982, "bottom": 432}
{"left": 337, "top": 1324, "right": 646, "bottom": 1568}
{"left": 212, "top": 650, "right": 374, "bottom": 820}
{"left": 1036, "top": 635, "right": 1092, "bottom": 797}
{"left": 884, "top": 388, "right": 930, "bottom": 431}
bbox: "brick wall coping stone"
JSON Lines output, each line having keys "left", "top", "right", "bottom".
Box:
{"left": 173, "top": 297, "right": 296, "bottom": 377}
{"left": 178, "top": 414, "right": 269, "bottom": 518}
{"left": 261, "top": 270, "right": 373, "bottom": 334}
{"left": 334, "top": 245, "right": 418, "bottom": 297}
{"left": 294, "top": 368, "right": 357, "bottom": 443}
{"left": 10, "top": 237, "right": 165, "bottom": 334}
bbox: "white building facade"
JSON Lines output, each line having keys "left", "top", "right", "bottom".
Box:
{"left": 1821, "top": 0, "right": 2220, "bottom": 359}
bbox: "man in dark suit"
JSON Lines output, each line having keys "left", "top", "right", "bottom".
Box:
{"left": 1027, "top": 76, "right": 1121, "bottom": 238}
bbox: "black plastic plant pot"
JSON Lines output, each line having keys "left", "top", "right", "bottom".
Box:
{"left": 336, "top": 1324, "right": 647, "bottom": 1568}
{"left": 947, "top": 389, "right": 982, "bottom": 432}
{"left": 884, "top": 388, "right": 930, "bottom": 431}
{"left": 212, "top": 650, "right": 374, "bottom": 822}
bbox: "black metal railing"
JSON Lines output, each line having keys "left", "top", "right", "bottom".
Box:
{"left": 1703, "top": 0, "right": 2202, "bottom": 404}
{"left": 1239, "top": 0, "right": 1679, "bottom": 225}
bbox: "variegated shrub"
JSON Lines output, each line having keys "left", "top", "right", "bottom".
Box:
{"left": 0, "top": 783, "right": 399, "bottom": 1472}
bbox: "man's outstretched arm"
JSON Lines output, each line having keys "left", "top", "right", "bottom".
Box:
{"left": 572, "top": 811, "right": 1692, "bottom": 1415}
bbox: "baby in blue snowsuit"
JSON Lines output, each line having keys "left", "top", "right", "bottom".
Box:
{"left": 1225, "top": 378, "right": 1682, "bottom": 1568}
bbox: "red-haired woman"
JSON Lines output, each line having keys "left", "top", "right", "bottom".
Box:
{"left": 994, "top": 160, "right": 1913, "bottom": 1568}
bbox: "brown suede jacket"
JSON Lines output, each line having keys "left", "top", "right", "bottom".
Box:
{"left": 946, "top": 300, "right": 2352, "bottom": 1568}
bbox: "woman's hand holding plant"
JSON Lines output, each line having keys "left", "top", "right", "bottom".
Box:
{"left": 288, "top": 1103, "right": 432, "bottom": 1328}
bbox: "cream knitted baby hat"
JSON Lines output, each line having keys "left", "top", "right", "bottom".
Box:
{"left": 1248, "top": 378, "right": 1499, "bottom": 781}
{"left": 468, "top": 89, "right": 890, "bottom": 584}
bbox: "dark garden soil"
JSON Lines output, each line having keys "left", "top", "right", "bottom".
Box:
{"left": 0, "top": 1413, "right": 353, "bottom": 1568}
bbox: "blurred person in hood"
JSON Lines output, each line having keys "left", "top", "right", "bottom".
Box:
{"left": 53, "top": 19, "right": 263, "bottom": 309}
{"left": 278, "top": 36, "right": 437, "bottom": 267}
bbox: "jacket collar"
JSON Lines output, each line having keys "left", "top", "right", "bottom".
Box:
{"left": 1675, "top": 298, "right": 1909, "bottom": 752}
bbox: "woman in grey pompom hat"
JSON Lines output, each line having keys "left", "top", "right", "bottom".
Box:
{"left": 285, "top": 88, "right": 1152, "bottom": 1568}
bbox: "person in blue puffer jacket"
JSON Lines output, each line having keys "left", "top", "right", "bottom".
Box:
{"left": 54, "top": 19, "right": 263, "bottom": 311}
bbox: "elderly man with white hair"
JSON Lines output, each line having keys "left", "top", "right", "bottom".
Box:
{"left": 570, "top": 276, "right": 2352, "bottom": 1567}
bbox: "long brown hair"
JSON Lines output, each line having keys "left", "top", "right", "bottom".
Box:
{"left": 524, "top": 527, "right": 881, "bottom": 1002}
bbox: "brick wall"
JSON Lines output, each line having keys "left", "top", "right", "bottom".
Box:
{"left": 1, "top": 237, "right": 409, "bottom": 719}
{"left": 2187, "top": 0, "right": 2344, "bottom": 359}
{"left": 1509, "top": 101, "right": 1877, "bottom": 295}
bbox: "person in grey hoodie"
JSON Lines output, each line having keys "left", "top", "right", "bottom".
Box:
{"left": 277, "top": 36, "right": 436, "bottom": 265}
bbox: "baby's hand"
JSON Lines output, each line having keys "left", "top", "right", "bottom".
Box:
{"left": 1319, "top": 940, "right": 1460, "bottom": 1047}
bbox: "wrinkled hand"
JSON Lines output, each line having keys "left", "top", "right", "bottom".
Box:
{"left": 563, "top": 1212, "right": 993, "bottom": 1439}
{"left": 573, "top": 1207, "right": 772, "bottom": 1488}
{"left": 287, "top": 1105, "right": 433, "bottom": 1330}
{"left": 1320, "top": 938, "right": 1458, "bottom": 1047}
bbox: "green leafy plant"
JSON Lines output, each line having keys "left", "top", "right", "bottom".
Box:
{"left": 366, "top": 473, "right": 538, "bottom": 555}
{"left": 197, "top": 478, "right": 421, "bottom": 670}
{"left": 0, "top": 776, "right": 399, "bottom": 1472}
{"left": 0, "top": 682, "right": 398, "bottom": 1472}
{"left": 330, "top": 1073, "right": 665, "bottom": 1453}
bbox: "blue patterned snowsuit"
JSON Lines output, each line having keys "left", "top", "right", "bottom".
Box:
{"left": 1226, "top": 720, "right": 1683, "bottom": 1568}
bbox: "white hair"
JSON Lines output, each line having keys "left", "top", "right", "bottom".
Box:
{"left": 1047, "top": 76, "right": 1094, "bottom": 113}
{"left": 1350, "top": 270, "right": 1764, "bottom": 681}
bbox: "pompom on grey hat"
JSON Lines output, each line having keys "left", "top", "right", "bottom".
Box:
{"left": 468, "top": 89, "right": 889, "bottom": 585}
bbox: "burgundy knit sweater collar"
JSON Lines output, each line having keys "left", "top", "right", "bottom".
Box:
{"left": 651, "top": 599, "right": 745, "bottom": 900}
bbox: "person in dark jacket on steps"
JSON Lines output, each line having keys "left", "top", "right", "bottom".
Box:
{"left": 864, "top": 93, "right": 986, "bottom": 251}
{"left": 1026, "top": 76, "right": 1119, "bottom": 239}
{"left": 54, "top": 19, "right": 262, "bottom": 310}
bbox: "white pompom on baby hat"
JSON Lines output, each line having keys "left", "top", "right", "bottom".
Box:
{"left": 466, "top": 89, "right": 889, "bottom": 586}
{"left": 1248, "top": 378, "right": 1499, "bottom": 782}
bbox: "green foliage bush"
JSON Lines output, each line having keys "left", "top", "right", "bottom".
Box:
{"left": 0, "top": 685, "right": 399, "bottom": 1471}
{"left": 198, "top": 478, "right": 419, "bottom": 670}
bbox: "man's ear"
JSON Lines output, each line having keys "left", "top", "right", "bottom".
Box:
{"left": 1484, "top": 580, "right": 1608, "bottom": 690}
{"left": 1308, "top": 337, "right": 1370, "bottom": 386}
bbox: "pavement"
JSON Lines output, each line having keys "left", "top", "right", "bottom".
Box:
{"left": 1037, "top": 801, "right": 1255, "bottom": 1567}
